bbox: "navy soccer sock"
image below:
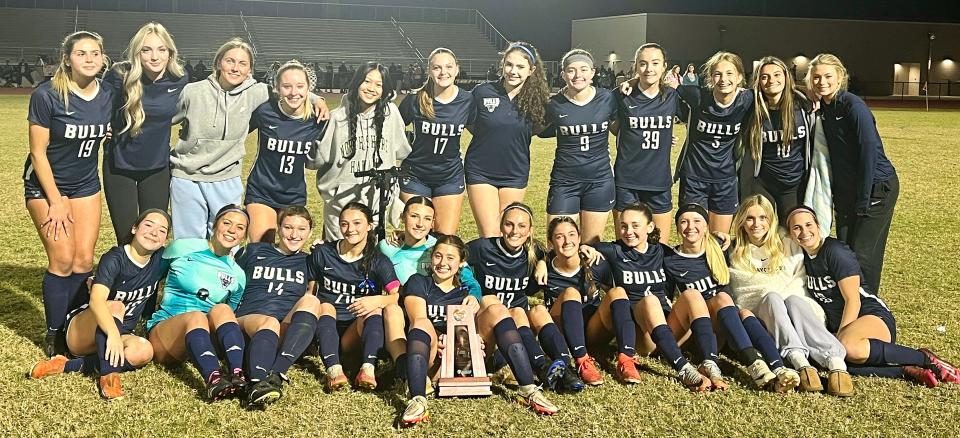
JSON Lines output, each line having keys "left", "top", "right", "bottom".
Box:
{"left": 271, "top": 311, "right": 318, "bottom": 375}
{"left": 716, "top": 306, "right": 762, "bottom": 365}
{"left": 68, "top": 271, "right": 92, "bottom": 310}
{"left": 96, "top": 317, "right": 135, "bottom": 375}
{"left": 63, "top": 355, "right": 99, "bottom": 374}
{"left": 185, "top": 328, "right": 221, "bottom": 380}
{"left": 215, "top": 322, "right": 245, "bottom": 371}
{"left": 246, "top": 329, "right": 279, "bottom": 382}
{"left": 315, "top": 315, "right": 340, "bottom": 367}
{"left": 690, "top": 317, "right": 719, "bottom": 362}
{"left": 41, "top": 271, "right": 72, "bottom": 335}
{"left": 610, "top": 299, "right": 637, "bottom": 356}
{"left": 361, "top": 315, "right": 384, "bottom": 366}
{"left": 493, "top": 318, "right": 534, "bottom": 386}
{"left": 742, "top": 315, "right": 784, "bottom": 369}
{"left": 866, "top": 339, "right": 928, "bottom": 367}
{"left": 560, "top": 300, "right": 587, "bottom": 359}
{"left": 518, "top": 326, "right": 548, "bottom": 369}
{"left": 490, "top": 350, "right": 508, "bottom": 372}
{"left": 847, "top": 364, "right": 905, "bottom": 378}
{"left": 537, "top": 322, "right": 571, "bottom": 362}
{"left": 651, "top": 324, "right": 688, "bottom": 372}
{"left": 406, "top": 328, "right": 431, "bottom": 398}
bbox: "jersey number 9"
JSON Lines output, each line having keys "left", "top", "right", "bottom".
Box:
{"left": 579, "top": 136, "right": 589, "bottom": 151}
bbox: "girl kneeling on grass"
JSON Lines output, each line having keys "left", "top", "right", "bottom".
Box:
{"left": 786, "top": 206, "right": 960, "bottom": 388}
{"left": 146, "top": 205, "right": 249, "bottom": 401}
{"left": 30, "top": 209, "right": 171, "bottom": 400}
{"left": 234, "top": 206, "right": 321, "bottom": 408}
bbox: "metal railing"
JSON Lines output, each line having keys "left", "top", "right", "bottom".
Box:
{"left": 390, "top": 16, "right": 423, "bottom": 61}
{"left": 475, "top": 9, "right": 509, "bottom": 52}
{"left": 239, "top": 11, "right": 259, "bottom": 55}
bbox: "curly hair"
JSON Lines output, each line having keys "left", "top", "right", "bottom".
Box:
{"left": 501, "top": 42, "right": 549, "bottom": 128}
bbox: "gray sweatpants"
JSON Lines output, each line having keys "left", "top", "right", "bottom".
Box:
{"left": 753, "top": 294, "right": 847, "bottom": 371}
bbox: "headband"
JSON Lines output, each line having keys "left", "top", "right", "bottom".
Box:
{"left": 674, "top": 203, "right": 709, "bottom": 225}
{"left": 563, "top": 53, "right": 594, "bottom": 69}
{"left": 509, "top": 43, "right": 536, "bottom": 64}
{"left": 215, "top": 205, "right": 250, "bottom": 224}
{"left": 785, "top": 205, "right": 817, "bottom": 224}
{"left": 502, "top": 204, "right": 533, "bottom": 219}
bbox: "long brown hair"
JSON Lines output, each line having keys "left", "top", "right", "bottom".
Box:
{"left": 501, "top": 42, "right": 549, "bottom": 128}
{"left": 417, "top": 48, "right": 458, "bottom": 120}
{"left": 432, "top": 234, "right": 468, "bottom": 288}
{"left": 547, "top": 216, "right": 596, "bottom": 299}
{"left": 52, "top": 31, "right": 108, "bottom": 111}
{"left": 748, "top": 56, "right": 796, "bottom": 162}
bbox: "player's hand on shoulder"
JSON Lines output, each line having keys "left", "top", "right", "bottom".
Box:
{"left": 712, "top": 231, "right": 731, "bottom": 251}
{"left": 535, "top": 259, "right": 548, "bottom": 285}
{"left": 314, "top": 98, "right": 331, "bottom": 122}
{"left": 579, "top": 244, "right": 603, "bottom": 266}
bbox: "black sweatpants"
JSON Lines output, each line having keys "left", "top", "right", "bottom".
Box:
{"left": 751, "top": 175, "right": 801, "bottom": 226}
{"left": 103, "top": 160, "right": 171, "bottom": 245}
{"left": 834, "top": 174, "right": 899, "bottom": 295}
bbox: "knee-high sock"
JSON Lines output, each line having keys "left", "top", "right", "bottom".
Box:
{"left": 42, "top": 271, "right": 72, "bottom": 335}
{"left": 490, "top": 349, "right": 508, "bottom": 372}
{"left": 361, "top": 315, "right": 384, "bottom": 366}
{"left": 271, "top": 311, "right": 318, "bottom": 375}
{"left": 651, "top": 324, "right": 688, "bottom": 372}
{"left": 560, "top": 300, "right": 587, "bottom": 359}
{"left": 690, "top": 317, "right": 719, "bottom": 362}
{"left": 537, "top": 323, "right": 571, "bottom": 362}
{"left": 742, "top": 315, "right": 784, "bottom": 369}
{"left": 406, "top": 328, "right": 431, "bottom": 398}
{"left": 68, "top": 271, "right": 92, "bottom": 311}
{"left": 865, "top": 339, "right": 928, "bottom": 367}
{"left": 246, "top": 329, "right": 279, "bottom": 382}
{"left": 215, "top": 322, "right": 245, "bottom": 371}
{"left": 315, "top": 315, "right": 340, "bottom": 368}
{"left": 493, "top": 318, "right": 534, "bottom": 386}
{"left": 518, "top": 326, "right": 547, "bottom": 369}
{"left": 185, "top": 328, "right": 221, "bottom": 380}
{"left": 63, "top": 355, "right": 99, "bottom": 374}
{"left": 847, "top": 364, "right": 905, "bottom": 378}
{"left": 610, "top": 299, "right": 636, "bottom": 356}
{"left": 96, "top": 317, "right": 136, "bottom": 375}
{"left": 716, "top": 306, "right": 762, "bottom": 365}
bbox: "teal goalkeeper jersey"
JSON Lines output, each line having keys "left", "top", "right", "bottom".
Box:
{"left": 378, "top": 235, "right": 482, "bottom": 300}
{"left": 146, "top": 239, "right": 246, "bottom": 331}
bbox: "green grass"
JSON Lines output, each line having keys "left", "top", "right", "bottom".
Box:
{"left": 1, "top": 94, "right": 959, "bottom": 436}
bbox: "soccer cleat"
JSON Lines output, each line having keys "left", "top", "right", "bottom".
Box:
{"left": 355, "top": 363, "right": 377, "bottom": 391}
{"left": 771, "top": 367, "right": 801, "bottom": 393}
{"left": 797, "top": 366, "right": 823, "bottom": 392}
{"left": 615, "top": 353, "right": 642, "bottom": 384}
{"left": 678, "top": 362, "right": 710, "bottom": 392}
{"left": 536, "top": 359, "right": 567, "bottom": 391}
{"left": 400, "top": 395, "right": 429, "bottom": 427}
{"left": 560, "top": 360, "right": 585, "bottom": 392}
{"left": 698, "top": 360, "right": 728, "bottom": 391}
{"left": 98, "top": 373, "right": 124, "bottom": 400}
{"left": 919, "top": 348, "right": 960, "bottom": 384}
{"left": 903, "top": 366, "right": 939, "bottom": 388}
{"left": 247, "top": 378, "right": 282, "bottom": 407}
{"left": 575, "top": 355, "right": 604, "bottom": 386}
{"left": 205, "top": 370, "right": 234, "bottom": 401}
{"left": 825, "top": 370, "right": 854, "bottom": 397}
{"left": 326, "top": 364, "right": 349, "bottom": 391}
{"left": 228, "top": 368, "right": 246, "bottom": 397}
{"left": 515, "top": 384, "right": 559, "bottom": 415}
{"left": 491, "top": 366, "right": 519, "bottom": 388}
{"left": 29, "top": 355, "right": 68, "bottom": 379}
{"left": 746, "top": 359, "right": 777, "bottom": 389}
{"left": 43, "top": 331, "right": 68, "bottom": 358}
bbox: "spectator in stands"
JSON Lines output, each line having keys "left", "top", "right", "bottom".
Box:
{"left": 665, "top": 64, "right": 682, "bottom": 88}
{"left": 682, "top": 63, "right": 699, "bottom": 86}
{"left": 169, "top": 38, "right": 329, "bottom": 239}
{"left": 338, "top": 61, "right": 348, "bottom": 91}
{"left": 193, "top": 60, "right": 207, "bottom": 82}
{"left": 19, "top": 58, "right": 33, "bottom": 87}
{"left": 102, "top": 22, "right": 189, "bottom": 245}
{"left": 486, "top": 64, "right": 498, "bottom": 82}
{"left": 184, "top": 59, "right": 194, "bottom": 77}
{"left": 325, "top": 62, "right": 334, "bottom": 92}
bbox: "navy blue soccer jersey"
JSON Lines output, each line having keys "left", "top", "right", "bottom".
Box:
{"left": 594, "top": 241, "right": 668, "bottom": 302}
{"left": 677, "top": 85, "right": 754, "bottom": 182}
{"left": 93, "top": 245, "right": 169, "bottom": 332}
{"left": 615, "top": 87, "right": 686, "bottom": 191}
{"left": 538, "top": 256, "right": 610, "bottom": 308}
{"left": 235, "top": 242, "right": 312, "bottom": 319}
{"left": 246, "top": 100, "right": 325, "bottom": 208}
{"left": 103, "top": 64, "right": 188, "bottom": 171}
{"left": 759, "top": 106, "right": 808, "bottom": 186}
{"left": 663, "top": 245, "right": 725, "bottom": 301}
{"left": 308, "top": 240, "right": 400, "bottom": 321}
{"left": 401, "top": 273, "right": 469, "bottom": 330}
{"left": 543, "top": 87, "right": 618, "bottom": 182}
{"left": 467, "top": 237, "right": 539, "bottom": 309}
{"left": 801, "top": 237, "right": 889, "bottom": 332}
{"left": 464, "top": 81, "right": 534, "bottom": 185}
{"left": 399, "top": 87, "right": 475, "bottom": 183}
{"left": 24, "top": 80, "right": 113, "bottom": 194}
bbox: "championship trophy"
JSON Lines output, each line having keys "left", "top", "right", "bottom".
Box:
{"left": 437, "top": 305, "right": 492, "bottom": 397}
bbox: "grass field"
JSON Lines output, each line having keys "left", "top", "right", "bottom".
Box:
{"left": 1, "top": 93, "right": 959, "bottom": 436}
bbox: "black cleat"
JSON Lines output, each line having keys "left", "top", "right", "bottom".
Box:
{"left": 560, "top": 360, "right": 585, "bottom": 392}
{"left": 536, "top": 359, "right": 567, "bottom": 391}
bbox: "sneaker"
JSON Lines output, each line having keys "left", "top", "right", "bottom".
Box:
{"left": 615, "top": 353, "right": 642, "bottom": 384}
{"left": 515, "top": 384, "right": 559, "bottom": 415}
{"left": 826, "top": 370, "right": 854, "bottom": 397}
{"left": 536, "top": 359, "right": 567, "bottom": 391}
{"left": 797, "top": 366, "right": 823, "bottom": 392}
{"left": 491, "top": 366, "right": 519, "bottom": 388}
{"left": 205, "top": 370, "right": 234, "bottom": 401}
{"left": 903, "top": 366, "right": 939, "bottom": 388}
{"left": 400, "top": 395, "right": 429, "bottom": 427}
{"left": 326, "top": 364, "right": 349, "bottom": 391}
{"left": 228, "top": 368, "right": 246, "bottom": 397}
{"left": 678, "top": 362, "right": 711, "bottom": 393}
{"left": 247, "top": 377, "right": 282, "bottom": 407}
{"left": 698, "top": 360, "right": 728, "bottom": 391}
{"left": 919, "top": 348, "right": 960, "bottom": 384}
{"left": 97, "top": 373, "right": 124, "bottom": 400}
{"left": 746, "top": 359, "right": 777, "bottom": 389}
{"left": 355, "top": 363, "right": 377, "bottom": 391}
{"left": 560, "top": 360, "right": 585, "bottom": 392}
{"left": 29, "top": 355, "right": 68, "bottom": 379}
{"left": 771, "top": 366, "right": 801, "bottom": 393}
{"left": 575, "top": 355, "right": 604, "bottom": 386}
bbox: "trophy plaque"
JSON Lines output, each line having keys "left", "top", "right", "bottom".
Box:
{"left": 437, "top": 305, "right": 492, "bottom": 397}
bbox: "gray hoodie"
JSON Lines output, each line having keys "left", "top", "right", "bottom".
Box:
{"left": 170, "top": 74, "right": 269, "bottom": 181}
{"left": 307, "top": 98, "right": 411, "bottom": 240}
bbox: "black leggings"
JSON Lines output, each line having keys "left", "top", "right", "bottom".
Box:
{"left": 749, "top": 175, "right": 800, "bottom": 226}
{"left": 103, "top": 160, "right": 170, "bottom": 244}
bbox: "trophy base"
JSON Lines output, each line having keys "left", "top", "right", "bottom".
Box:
{"left": 437, "top": 377, "right": 492, "bottom": 397}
